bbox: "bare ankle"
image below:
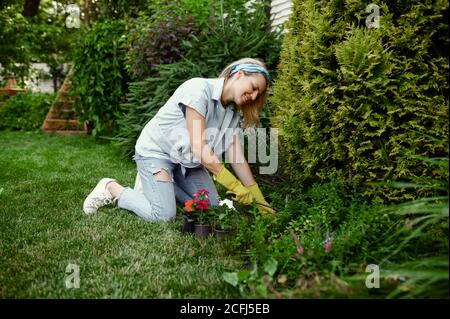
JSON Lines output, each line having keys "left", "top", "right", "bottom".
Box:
{"left": 106, "top": 181, "right": 124, "bottom": 198}
{"left": 105, "top": 181, "right": 115, "bottom": 191}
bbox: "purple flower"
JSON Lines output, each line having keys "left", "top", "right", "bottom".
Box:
{"left": 296, "top": 246, "right": 304, "bottom": 255}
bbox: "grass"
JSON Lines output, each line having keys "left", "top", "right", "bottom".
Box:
{"left": 0, "top": 131, "right": 240, "bottom": 298}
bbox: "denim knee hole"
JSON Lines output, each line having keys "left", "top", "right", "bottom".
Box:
{"left": 152, "top": 168, "right": 173, "bottom": 183}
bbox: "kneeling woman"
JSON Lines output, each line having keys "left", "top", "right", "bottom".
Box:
{"left": 83, "top": 57, "right": 275, "bottom": 221}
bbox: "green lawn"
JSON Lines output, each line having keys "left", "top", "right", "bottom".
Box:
{"left": 0, "top": 131, "right": 239, "bottom": 298}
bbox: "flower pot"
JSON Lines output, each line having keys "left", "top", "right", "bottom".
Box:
{"left": 214, "top": 228, "right": 230, "bottom": 238}
{"left": 181, "top": 217, "right": 195, "bottom": 234}
{"left": 194, "top": 224, "right": 212, "bottom": 237}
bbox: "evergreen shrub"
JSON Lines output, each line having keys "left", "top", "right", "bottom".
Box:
{"left": 270, "top": 0, "right": 448, "bottom": 201}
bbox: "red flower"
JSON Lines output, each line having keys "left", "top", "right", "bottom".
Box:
{"left": 195, "top": 200, "right": 209, "bottom": 211}
{"left": 183, "top": 189, "right": 211, "bottom": 224}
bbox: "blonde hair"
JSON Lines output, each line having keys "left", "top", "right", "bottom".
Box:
{"left": 219, "top": 58, "right": 268, "bottom": 128}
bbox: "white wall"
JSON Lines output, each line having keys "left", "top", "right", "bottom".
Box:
{"left": 25, "top": 63, "right": 55, "bottom": 93}
{"left": 270, "top": 0, "right": 293, "bottom": 31}
{"left": 0, "top": 62, "right": 65, "bottom": 93}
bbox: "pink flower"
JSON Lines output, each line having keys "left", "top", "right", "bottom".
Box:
{"left": 194, "top": 189, "right": 209, "bottom": 199}
{"left": 325, "top": 238, "right": 331, "bottom": 253}
{"left": 289, "top": 229, "right": 303, "bottom": 256}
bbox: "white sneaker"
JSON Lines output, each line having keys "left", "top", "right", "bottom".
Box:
{"left": 83, "top": 178, "right": 116, "bottom": 214}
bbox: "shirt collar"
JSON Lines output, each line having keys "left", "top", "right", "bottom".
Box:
{"left": 212, "top": 78, "right": 224, "bottom": 103}
{"left": 212, "top": 77, "right": 235, "bottom": 110}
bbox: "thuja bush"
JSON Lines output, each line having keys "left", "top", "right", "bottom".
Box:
{"left": 69, "top": 19, "right": 130, "bottom": 136}
{"left": 114, "top": 0, "right": 282, "bottom": 156}
{"left": 270, "top": 0, "right": 449, "bottom": 201}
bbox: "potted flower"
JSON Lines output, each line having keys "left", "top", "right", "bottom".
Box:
{"left": 181, "top": 200, "right": 195, "bottom": 234}
{"left": 213, "top": 199, "right": 236, "bottom": 238}
{"left": 183, "top": 189, "right": 212, "bottom": 237}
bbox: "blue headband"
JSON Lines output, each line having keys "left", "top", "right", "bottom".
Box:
{"left": 229, "top": 63, "right": 270, "bottom": 83}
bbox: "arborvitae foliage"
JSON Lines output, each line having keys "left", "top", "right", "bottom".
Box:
{"left": 270, "top": 0, "right": 448, "bottom": 202}
{"left": 113, "top": 0, "right": 281, "bottom": 157}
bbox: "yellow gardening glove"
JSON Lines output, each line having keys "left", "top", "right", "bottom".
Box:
{"left": 247, "top": 182, "right": 276, "bottom": 216}
{"left": 213, "top": 165, "right": 254, "bottom": 205}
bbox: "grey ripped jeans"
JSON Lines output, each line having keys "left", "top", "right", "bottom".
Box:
{"left": 116, "top": 154, "right": 220, "bottom": 221}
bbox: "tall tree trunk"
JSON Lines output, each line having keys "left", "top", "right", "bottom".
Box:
{"left": 264, "top": 0, "right": 272, "bottom": 20}
{"left": 22, "top": 0, "right": 41, "bottom": 17}
{"left": 52, "top": 73, "right": 58, "bottom": 94}
{"left": 83, "top": 0, "right": 90, "bottom": 25}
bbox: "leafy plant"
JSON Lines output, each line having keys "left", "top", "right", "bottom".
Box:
{"left": 87, "top": 0, "right": 150, "bottom": 21}
{"left": 0, "top": 2, "right": 75, "bottom": 84}
{"left": 376, "top": 157, "right": 449, "bottom": 298}
{"left": 0, "top": 92, "right": 54, "bottom": 130}
{"left": 223, "top": 257, "right": 278, "bottom": 297}
{"left": 0, "top": 4, "right": 33, "bottom": 80}
{"left": 69, "top": 19, "right": 130, "bottom": 136}
{"left": 212, "top": 199, "right": 237, "bottom": 231}
{"left": 123, "top": 1, "right": 200, "bottom": 81}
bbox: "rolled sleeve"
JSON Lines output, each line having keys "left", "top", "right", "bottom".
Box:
{"left": 177, "top": 78, "right": 209, "bottom": 118}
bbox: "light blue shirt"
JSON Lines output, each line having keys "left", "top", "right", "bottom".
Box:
{"left": 135, "top": 77, "right": 242, "bottom": 168}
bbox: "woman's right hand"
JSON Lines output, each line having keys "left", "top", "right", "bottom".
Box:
{"left": 246, "top": 183, "right": 276, "bottom": 216}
